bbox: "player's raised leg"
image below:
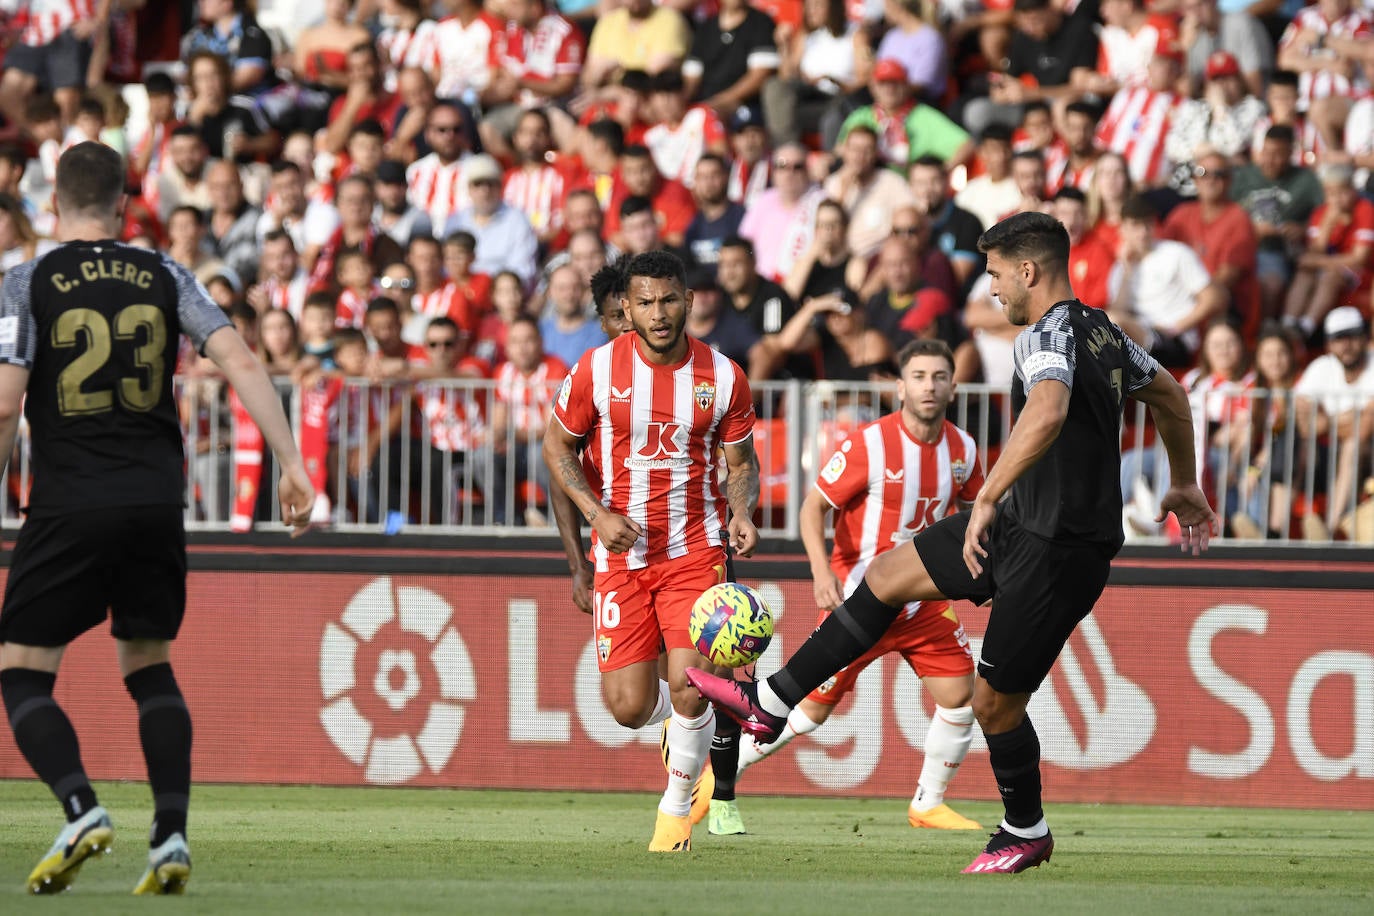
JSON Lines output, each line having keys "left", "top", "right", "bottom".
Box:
{"left": 1, "top": 643, "right": 113, "bottom": 894}
{"left": 688, "top": 540, "right": 953, "bottom": 742}
{"left": 119, "top": 640, "right": 194, "bottom": 895}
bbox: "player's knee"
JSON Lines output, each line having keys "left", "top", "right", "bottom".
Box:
{"left": 603, "top": 689, "right": 653, "bottom": 728}
{"left": 669, "top": 684, "right": 707, "bottom": 719}
{"left": 972, "top": 689, "right": 1023, "bottom": 734}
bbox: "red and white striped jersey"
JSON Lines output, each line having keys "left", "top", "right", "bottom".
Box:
{"left": 377, "top": 18, "right": 439, "bottom": 91}
{"left": 430, "top": 10, "right": 501, "bottom": 98}
{"left": 411, "top": 280, "right": 484, "bottom": 335}
{"left": 496, "top": 354, "right": 569, "bottom": 436}
{"left": 727, "top": 157, "right": 770, "bottom": 208}
{"left": 407, "top": 153, "right": 471, "bottom": 231}
{"left": 553, "top": 334, "right": 756, "bottom": 571}
{"left": 19, "top": 0, "right": 93, "bottom": 46}
{"left": 504, "top": 163, "right": 569, "bottom": 237}
{"left": 1095, "top": 16, "right": 1177, "bottom": 89}
{"left": 494, "top": 11, "right": 584, "bottom": 95}
{"left": 644, "top": 106, "right": 726, "bottom": 188}
{"left": 335, "top": 286, "right": 373, "bottom": 329}
{"left": 815, "top": 414, "right": 982, "bottom": 617}
{"left": 1250, "top": 114, "right": 1322, "bottom": 164}
{"left": 263, "top": 269, "right": 310, "bottom": 319}
{"left": 136, "top": 120, "right": 177, "bottom": 217}
{"left": 416, "top": 381, "right": 488, "bottom": 453}
{"left": 1279, "top": 7, "right": 1373, "bottom": 111}
{"left": 1095, "top": 85, "right": 1181, "bottom": 185}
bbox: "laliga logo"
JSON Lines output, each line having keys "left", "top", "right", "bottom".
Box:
{"left": 319, "top": 577, "right": 476, "bottom": 785}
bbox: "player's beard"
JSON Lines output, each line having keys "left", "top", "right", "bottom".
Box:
{"left": 635, "top": 316, "right": 686, "bottom": 355}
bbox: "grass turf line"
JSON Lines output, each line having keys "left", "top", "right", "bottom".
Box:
{"left": 1, "top": 781, "right": 1370, "bottom": 914}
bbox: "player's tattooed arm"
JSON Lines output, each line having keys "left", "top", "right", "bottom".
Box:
{"left": 542, "top": 418, "right": 604, "bottom": 523}
{"left": 723, "top": 437, "right": 761, "bottom": 520}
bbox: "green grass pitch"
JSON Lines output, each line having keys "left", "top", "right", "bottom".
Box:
{"left": 1, "top": 781, "right": 1371, "bottom": 914}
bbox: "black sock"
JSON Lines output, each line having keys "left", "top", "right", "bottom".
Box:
{"left": 1, "top": 668, "right": 98, "bottom": 821}
{"left": 124, "top": 663, "right": 192, "bottom": 846}
{"left": 766, "top": 579, "right": 899, "bottom": 707}
{"left": 710, "top": 715, "right": 741, "bottom": 801}
{"left": 986, "top": 715, "right": 1043, "bottom": 829}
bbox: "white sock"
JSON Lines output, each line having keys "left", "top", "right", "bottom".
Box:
{"left": 912, "top": 705, "right": 975, "bottom": 811}
{"left": 756, "top": 680, "right": 791, "bottom": 718}
{"left": 737, "top": 706, "right": 822, "bottom": 774}
{"left": 659, "top": 707, "right": 715, "bottom": 817}
{"left": 1001, "top": 817, "right": 1049, "bottom": 840}
{"left": 643, "top": 680, "right": 672, "bottom": 729}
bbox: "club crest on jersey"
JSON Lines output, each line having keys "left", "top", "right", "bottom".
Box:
{"left": 597, "top": 635, "right": 612, "bottom": 663}
{"left": 694, "top": 381, "right": 715, "bottom": 411}
{"left": 951, "top": 457, "right": 969, "bottom": 484}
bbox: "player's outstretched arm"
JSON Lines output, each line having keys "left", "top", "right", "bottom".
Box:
{"left": 542, "top": 415, "right": 642, "bottom": 554}
{"left": 1132, "top": 369, "right": 1218, "bottom": 555}
{"left": 799, "top": 487, "right": 842, "bottom": 609}
{"left": 0, "top": 364, "right": 29, "bottom": 479}
{"left": 204, "top": 327, "right": 315, "bottom": 537}
{"left": 723, "top": 436, "right": 761, "bottom": 558}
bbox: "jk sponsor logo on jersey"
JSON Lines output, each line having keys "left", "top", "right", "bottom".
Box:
{"left": 625, "top": 421, "right": 691, "bottom": 470}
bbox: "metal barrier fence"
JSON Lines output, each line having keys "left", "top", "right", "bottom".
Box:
{"left": 1, "top": 378, "right": 1369, "bottom": 544}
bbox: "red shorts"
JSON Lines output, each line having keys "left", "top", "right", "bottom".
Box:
{"left": 807, "top": 600, "right": 974, "bottom": 706}
{"left": 592, "top": 549, "right": 728, "bottom": 672}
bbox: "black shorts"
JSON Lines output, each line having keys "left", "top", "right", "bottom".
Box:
{"left": 1, "top": 505, "right": 187, "bottom": 647}
{"left": 4, "top": 31, "right": 92, "bottom": 91}
{"left": 913, "top": 509, "right": 1114, "bottom": 694}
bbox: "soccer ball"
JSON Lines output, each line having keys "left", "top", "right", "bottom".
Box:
{"left": 688, "top": 582, "right": 774, "bottom": 668}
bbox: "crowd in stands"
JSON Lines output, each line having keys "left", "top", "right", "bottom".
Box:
{"left": 0, "top": 0, "right": 1370, "bottom": 539}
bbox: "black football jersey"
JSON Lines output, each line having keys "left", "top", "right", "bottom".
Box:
{"left": 0, "top": 241, "right": 230, "bottom": 515}
{"left": 1003, "top": 300, "right": 1160, "bottom": 547}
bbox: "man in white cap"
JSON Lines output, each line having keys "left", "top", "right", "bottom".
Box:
{"left": 1294, "top": 306, "right": 1374, "bottom": 538}
{"left": 443, "top": 153, "right": 539, "bottom": 285}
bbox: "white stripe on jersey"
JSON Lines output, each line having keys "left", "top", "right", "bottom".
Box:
{"left": 666, "top": 362, "right": 692, "bottom": 560}
{"left": 627, "top": 352, "right": 654, "bottom": 569}
{"left": 592, "top": 344, "right": 615, "bottom": 573}
{"left": 698, "top": 348, "right": 731, "bottom": 548}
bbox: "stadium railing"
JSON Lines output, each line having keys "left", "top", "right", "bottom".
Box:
{"left": 0, "top": 378, "right": 1368, "bottom": 545}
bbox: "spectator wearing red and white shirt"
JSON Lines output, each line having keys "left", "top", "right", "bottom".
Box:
{"left": 1277, "top": 0, "right": 1372, "bottom": 113}
{"left": 484, "top": 0, "right": 584, "bottom": 121}
{"left": 407, "top": 103, "right": 475, "bottom": 231}
{"left": 376, "top": 0, "right": 439, "bottom": 92}
{"left": 503, "top": 108, "right": 586, "bottom": 247}
{"left": 491, "top": 316, "right": 569, "bottom": 525}
{"left": 0, "top": 0, "right": 103, "bottom": 129}
{"left": 643, "top": 69, "right": 729, "bottom": 189}
{"left": 131, "top": 72, "right": 181, "bottom": 222}
{"left": 726, "top": 104, "right": 771, "bottom": 208}
{"left": 246, "top": 229, "right": 311, "bottom": 319}
{"left": 1076, "top": 0, "right": 1178, "bottom": 97}
{"left": 414, "top": 316, "right": 492, "bottom": 523}
{"left": 430, "top": 0, "right": 501, "bottom": 103}
{"left": 1094, "top": 47, "right": 1184, "bottom": 187}
{"left": 1282, "top": 161, "right": 1374, "bottom": 340}
{"left": 405, "top": 235, "right": 481, "bottom": 338}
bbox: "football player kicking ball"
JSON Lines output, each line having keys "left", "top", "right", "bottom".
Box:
{"left": 689, "top": 212, "right": 1216, "bottom": 873}
{"left": 543, "top": 250, "right": 761, "bottom": 852}
{"left": 737, "top": 340, "right": 983, "bottom": 831}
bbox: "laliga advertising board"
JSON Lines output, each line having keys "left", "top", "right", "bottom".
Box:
{"left": 0, "top": 566, "right": 1370, "bottom": 810}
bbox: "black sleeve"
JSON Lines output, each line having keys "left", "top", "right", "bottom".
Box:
{"left": 237, "top": 24, "right": 274, "bottom": 67}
